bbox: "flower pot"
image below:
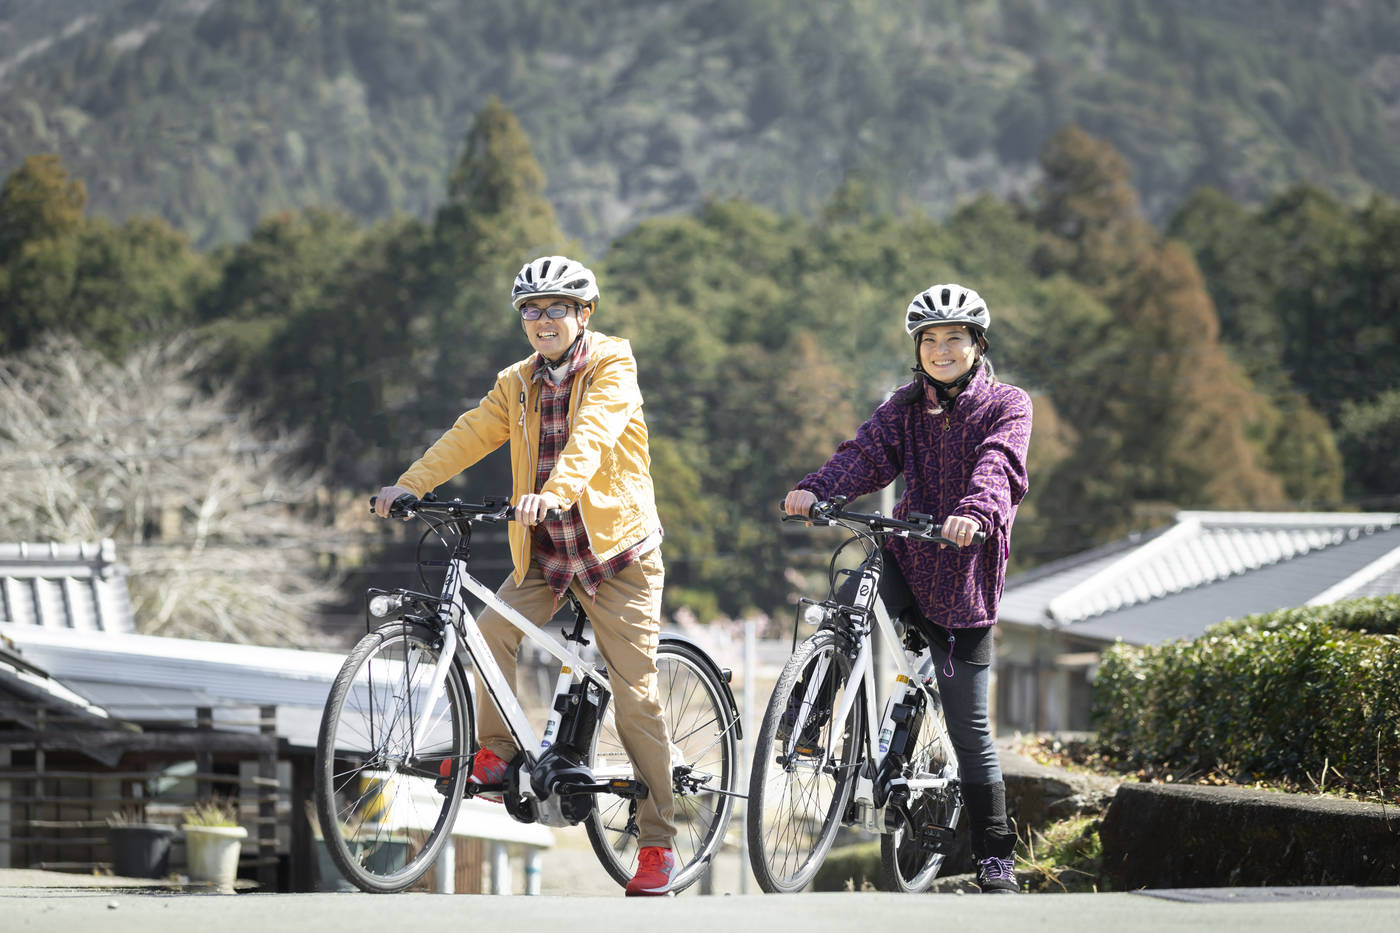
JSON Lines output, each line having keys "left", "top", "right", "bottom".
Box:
{"left": 108, "top": 823, "right": 176, "bottom": 878}
{"left": 182, "top": 823, "right": 247, "bottom": 889}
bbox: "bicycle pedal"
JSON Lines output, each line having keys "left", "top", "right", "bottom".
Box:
{"left": 607, "top": 778, "right": 649, "bottom": 800}
{"left": 918, "top": 822, "right": 957, "bottom": 853}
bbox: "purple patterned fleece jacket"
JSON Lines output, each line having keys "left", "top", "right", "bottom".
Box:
{"left": 796, "top": 365, "right": 1032, "bottom": 630}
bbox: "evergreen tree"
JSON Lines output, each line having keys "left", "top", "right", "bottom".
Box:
{"left": 0, "top": 154, "right": 86, "bottom": 352}
{"left": 1028, "top": 128, "right": 1292, "bottom": 552}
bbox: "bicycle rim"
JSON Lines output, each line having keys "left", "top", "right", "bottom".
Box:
{"left": 747, "top": 629, "right": 865, "bottom": 894}
{"left": 315, "top": 622, "right": 472, "bottom": 893}
{"left": 585, "top": 641, "right": 739, "bottom": 893}
{"left": 878, "top": 687, "right": 961, "bottom": 892}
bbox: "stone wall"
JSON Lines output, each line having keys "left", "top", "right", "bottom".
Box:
{"left": 810, "top": 747, "right": 1399, "bottom": 891}
{"left": 1099, "top": 782, "right": 1400, "bottom": 889}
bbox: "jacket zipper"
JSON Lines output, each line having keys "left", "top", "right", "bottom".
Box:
{"left": 516, "top": 371, "right": 534, "bottom": 489}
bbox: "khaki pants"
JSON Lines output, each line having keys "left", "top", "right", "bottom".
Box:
{"left": 471, "top": 549, "right": 675, "bottom": 848}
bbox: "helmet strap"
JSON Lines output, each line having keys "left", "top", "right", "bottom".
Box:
{"left": 543, "top": 330, "right": 587, "bottom": 369}
{"left": 913, "top": 357, "right": 982, "bottom": 405}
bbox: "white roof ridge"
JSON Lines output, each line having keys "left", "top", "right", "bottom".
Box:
{"left": 1047, "top": 518, "right": 1203, "bottom": 623}
{"left": 1045, "top": 511, "right": 1400, "bottom": 624}
{"left": 1307, "top": 544, "right": 1400, "bottom": 606}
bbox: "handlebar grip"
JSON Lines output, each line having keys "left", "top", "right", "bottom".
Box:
{"left": 504, "top": 506, "right": 566, "bottom": 523}
{"left": 369, "top": 493, "right": 419, "bottom": 516}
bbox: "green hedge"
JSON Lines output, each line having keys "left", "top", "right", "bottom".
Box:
{"left": 1092, "top": 596, "right": 1400, "bottom": 796}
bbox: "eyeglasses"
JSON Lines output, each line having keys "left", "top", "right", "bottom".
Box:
{"left": 520, "top": 302, "right": 580, "bottom": 321}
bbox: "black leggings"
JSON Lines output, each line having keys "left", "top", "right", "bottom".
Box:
{"left": 932, "top": 655, "right": 1001, "bottom": 785}
{"left": 867, "top": 552, "right": 1002, "bottom": 786}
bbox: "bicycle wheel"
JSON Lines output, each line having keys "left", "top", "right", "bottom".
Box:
{"left": 315, "top": 621, "right": 474, "bottom": 893}
{"left": 747, "top": 628, "right": 867, "bottom": 893}
{"left": 585, "top": 639, "right": 739, "bottom": 894}
{"left": 877, "top": 685, "right": 962, "bottom": 892}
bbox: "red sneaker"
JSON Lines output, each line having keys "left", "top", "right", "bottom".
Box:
{"left": 444, "top": 748, "right": 509, "bottom": 803}
{"left": 625, "top": 846, "right": 677, "bottom": 897}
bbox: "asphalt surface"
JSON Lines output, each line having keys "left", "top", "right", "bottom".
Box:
{"left": 4, "top": 870, "right": 1399, "bottom": 933}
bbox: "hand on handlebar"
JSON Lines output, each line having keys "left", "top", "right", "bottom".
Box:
{"left": 939, "top": 514, "right": 982, "bottom": 550}
{"left": 783, "top": 489, "right": 819, "bottom": 517}
{"left": 372, "top": 485, "right": 417, "bottom": 519}
{"left": 514, "top": 492, "right": 562, "bottom": 527}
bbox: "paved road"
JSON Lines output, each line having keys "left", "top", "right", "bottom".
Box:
{"left": 4, "top": 872, "right": 1399, "bottom": 933}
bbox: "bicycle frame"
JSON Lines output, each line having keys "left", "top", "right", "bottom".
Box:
{"left": 783, "top": 526, "right": 960, "bottom": 836}
{"left": 395, "top": 520, "right": 628, "bottom": 822}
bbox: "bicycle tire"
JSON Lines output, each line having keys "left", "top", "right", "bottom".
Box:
{"left": 584, "top": 640, "right": 739, "bottom": 894}
{"left": 876, "top": 684, "right": 962, "bottom": 892}
{"left": 314, "top": 621, "right": 474, "bottom": 893}
{"left": 746, "top": 628, "right": 866, "bottom": 894}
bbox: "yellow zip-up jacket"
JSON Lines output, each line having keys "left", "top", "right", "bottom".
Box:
{"left": 395, "top": 332, "right": 660, "bottom": 585}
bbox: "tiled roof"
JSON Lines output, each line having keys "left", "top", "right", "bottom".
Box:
{"left": 1001, "top": 512, "right": 1400, "bottom": 643}
{"left": 0, "top": 540, "right": 134, "bottom": 633}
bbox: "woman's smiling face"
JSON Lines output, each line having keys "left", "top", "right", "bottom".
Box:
{"left": 917, "top": 324, "right": 979, "bottom": 382}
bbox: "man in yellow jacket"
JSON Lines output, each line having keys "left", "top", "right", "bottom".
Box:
{"left": 373, "top": 255, "right": 676, "bottom": 896}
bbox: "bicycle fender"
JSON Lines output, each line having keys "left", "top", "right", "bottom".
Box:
{"left": 659, "top": 632, "right": 743, "bottom": 741}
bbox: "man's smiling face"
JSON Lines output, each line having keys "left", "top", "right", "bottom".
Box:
{"left": 521, "top": 298, "right": 591, "bottom": 360}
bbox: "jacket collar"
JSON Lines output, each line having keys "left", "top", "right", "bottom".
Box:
{"left": 532, "top": 330, "right": 591, "bottom": 385}
{"left": 923, "top": 360, "right": 990, "bottom": 411}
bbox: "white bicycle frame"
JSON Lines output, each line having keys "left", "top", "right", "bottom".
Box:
{"left": 782, "top": 566, "right": 960, "bottom": 835}
{"left": 407, "top": 546, "right": 631, "bottom": 818}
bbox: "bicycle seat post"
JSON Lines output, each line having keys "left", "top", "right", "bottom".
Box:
{"left": 562, "top": 592, "right": 591, "bottom": 647}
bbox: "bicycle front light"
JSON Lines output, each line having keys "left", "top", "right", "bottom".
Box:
{"left": 801, "top": 603, "right": 827, "bottom": 626}
{"left": 369, "top": 593, "right": 405, "bottom": 618}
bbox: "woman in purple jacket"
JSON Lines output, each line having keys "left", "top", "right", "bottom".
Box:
{"left": 782, "top": 283, "right": 1032, "bottom": 894}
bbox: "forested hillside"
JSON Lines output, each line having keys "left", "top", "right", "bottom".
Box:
{"left": 4, "top": 97, "right": 1397, "bottom": 636}
{"left": 2, "top": 0, "right": 1398, "bottom": 248}
{"left": 3, "top": 1, "right": 1399, "bottom": 642}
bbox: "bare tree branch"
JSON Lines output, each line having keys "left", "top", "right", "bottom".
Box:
{"left": 0, "top": 334, "right": 340, "bottom": 646}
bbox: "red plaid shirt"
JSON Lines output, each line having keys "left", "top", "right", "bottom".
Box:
{"left": 531, "top": 333, "right": 661, "bottom": 598}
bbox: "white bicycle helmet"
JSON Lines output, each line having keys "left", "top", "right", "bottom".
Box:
{"left": 510, "top": 255, "right": 600, "bottom": 310}
{"left": 904, "top": 283, "right": 990, "bottom": 338}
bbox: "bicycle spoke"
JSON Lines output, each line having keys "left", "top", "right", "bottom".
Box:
{"left": 315, "top": 624, "right": 471, "bottom": 893}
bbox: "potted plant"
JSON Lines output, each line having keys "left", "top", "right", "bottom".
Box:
{"left": 181, "top": 799, "right": 247, "bottom": 890}
{"left": 106, "top": 806, "right": 176, "bottom": 878}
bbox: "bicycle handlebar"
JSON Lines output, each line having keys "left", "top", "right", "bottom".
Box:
{"left": 780, "top": 497, "right": 986, "bottom": 548}
{"left": 369, "top": 493, "right": 564, "bottom": 524}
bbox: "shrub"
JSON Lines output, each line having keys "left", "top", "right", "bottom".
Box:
{"left": 1092, "top": 596, "right": 1400, "bottom": 797}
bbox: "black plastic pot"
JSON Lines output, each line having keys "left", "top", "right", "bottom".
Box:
{"left": 108, "top": 823, "right": 177, "bottom": 878}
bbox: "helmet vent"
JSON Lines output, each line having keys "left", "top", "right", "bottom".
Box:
{"left": 940, "top": 287, "right": 951, "bottom": 306}
{"left": 540, "top": 259, "right": 552, "bottom": 278}
{"left": 566, "top": 278, "right": 588, "bottom": 289}
{"left": 525, "top": 266, "right": 535, "bottom": 283}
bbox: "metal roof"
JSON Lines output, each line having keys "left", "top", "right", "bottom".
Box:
{"left": 0, "top": 635, "right": 113, "bottom": 725}
{"left": 0, "top": 622, "right": 344, "bottom": 750}
{"left": 0, "top": 540, "right": 135, "bottom": 633}
{"left": 1001, "top": 511, "right": 1400, "bottom": 645}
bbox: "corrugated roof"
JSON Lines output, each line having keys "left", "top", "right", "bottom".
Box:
{"left": 1001, "top": 511, "right": 1400, "bottom": 643}
{"left": 0, "top": 540, "right": 135, "bottom": 633}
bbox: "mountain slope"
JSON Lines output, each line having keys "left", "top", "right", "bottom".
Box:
{"left": 2, "top": 0, "right": 1398, "bottom": 247}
